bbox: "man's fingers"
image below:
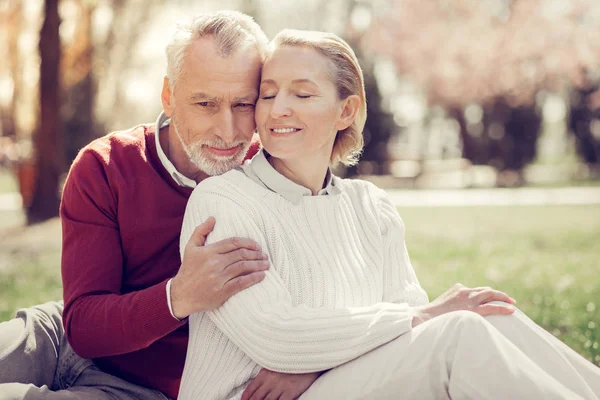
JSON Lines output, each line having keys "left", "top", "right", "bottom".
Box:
{"left": 187, "top": 217, "right": 216, "bottom": 247}
{"left": 212, "top": 237, "right": 262, "bottom": 254}
{"left": 475, "top": 303, "right": 515, "bottom": 316}
{"left": 221, "top": 248, "right": 268, "bottom": 268}
{"left": 224, "top": 271, "right": 267, "bottom": 297}
{"left": 473, "top": 288, "right": 514, "bottom": 305}
{"left": 225, "top": 260, "right": 270, "bottom": 281}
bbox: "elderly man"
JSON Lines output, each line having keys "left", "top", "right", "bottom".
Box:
{"left": 0, "top": 11, "right": 320, "bottom": 400}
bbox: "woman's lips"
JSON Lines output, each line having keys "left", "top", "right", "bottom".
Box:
{"left": 270, "top": 128, "right": 302, "bottom": 136}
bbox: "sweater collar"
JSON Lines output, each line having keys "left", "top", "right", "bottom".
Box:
{"left": 154, "top": 112, "right": 197, "bottom": 189}
{"left": 242, "top": 149, "right": 340, "bottom": 205}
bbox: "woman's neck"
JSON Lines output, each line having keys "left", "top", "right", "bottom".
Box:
{"left": 269, "top": 155, "right": 330, "bottom": 195}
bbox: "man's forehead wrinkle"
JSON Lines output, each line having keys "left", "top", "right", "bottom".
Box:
{"left": 190, "top": 92, "right": 217, "bottom": 102}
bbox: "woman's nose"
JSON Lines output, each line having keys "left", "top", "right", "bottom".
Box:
{"left": 270, "top": 95, "right": 292, "bottom": 119}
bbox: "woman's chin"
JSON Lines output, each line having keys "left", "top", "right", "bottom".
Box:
{"left": 261, "top": 145, "right": 299, "bottom": 160}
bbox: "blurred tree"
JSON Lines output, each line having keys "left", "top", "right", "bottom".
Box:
{"left": 62, "top": 0, "right": 99, "bottom": 164}
{"left": 346, "top": 62, "right": 396, "bottom": 176}
{"left": 367, "top": 0, "right": 600, "bottom": 175}
{"left": 94, "top": 0, "right": 165, "bottom": 130}
{"left": 569, "top": 82, "right": 600, "bottom": 166}
{"left": 0, "top": 0, "right": 166, "bottom": 222}
{"left": 344, "top": 0, "right": 396, "bottom": 176}
{"left": 0, "top": 0, "right": 22, "bottom": 141}
{"left": 28, "top": 0, "right": 63, "bottom": 223}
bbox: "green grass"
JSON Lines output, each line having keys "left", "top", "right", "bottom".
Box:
{"left": 401, "top": 205, "right": 600, "bottom": 366}
{"left": 0, "top": 251, "right": 62, "bottom": 319}
{"left": 0, "top": 205, "right": 598, "bottom": 366}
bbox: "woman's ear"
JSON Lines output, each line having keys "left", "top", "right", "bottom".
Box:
{"left": 335, "top": 95, "right": 361, "bottom": 131}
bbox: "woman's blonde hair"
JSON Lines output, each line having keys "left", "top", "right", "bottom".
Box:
{"left": 270, "top": 29, "right": 366, "bottom": 166}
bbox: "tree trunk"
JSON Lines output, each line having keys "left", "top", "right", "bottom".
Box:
{"left": 0, "top": 0, "right": 22, "bottom": 139}
{"left": 63, "top": 1, "right": 97, "bottom": 165}
{"left": 27, "top": 0, "right": 63, "bottom": 224}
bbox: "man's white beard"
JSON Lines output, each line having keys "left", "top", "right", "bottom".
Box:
{"left": 172, "top": 116, "right": 251, "bottom": 176}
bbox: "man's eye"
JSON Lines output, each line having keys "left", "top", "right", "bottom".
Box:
{"left": 236, "top": 103, "right": 255, "bottom": 108}
{"left": 197, "top": 102, "right": 211, "bottom": 107}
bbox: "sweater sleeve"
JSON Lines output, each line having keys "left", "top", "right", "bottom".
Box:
{"left": 379, "top": 190, "right": 430, "bottom": 306}
{"left": 61, "top": 150, "right": 184, "bottom": 359}
{"left": 180, "top": 187, "right": 417, "bottom": 373}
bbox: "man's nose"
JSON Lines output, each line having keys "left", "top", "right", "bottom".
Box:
{"left": 215, "top": 109, "right": 236, "bottom": 143}
{"left": 270, "top": 95, "right": 292, "bottom": 119}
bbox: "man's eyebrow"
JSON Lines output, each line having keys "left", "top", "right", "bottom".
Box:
{"left": 233, "top": 93, "right": 258, "bottom": 103}
{"left": 190, "top": 92, "right": 218, "bottom": 102}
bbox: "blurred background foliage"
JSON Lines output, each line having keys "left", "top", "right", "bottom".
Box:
{"left": 0, "top": 0, "right": 598, "bottom": 366}
{"left": 1, "top": 0, "right": 599, "bottom": 221}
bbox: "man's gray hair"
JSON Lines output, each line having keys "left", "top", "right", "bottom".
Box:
{"left": 165, "top": 10, "right": 268, "bottom": 90}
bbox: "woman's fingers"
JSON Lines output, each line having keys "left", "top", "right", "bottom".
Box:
{"left": 241, "top": 377, "right": 261, "bottom": 400}
{"left": 472, "top": 288, "right": 516, "bottom": 305}
{"left": 475, "top": 302, "right": 516, "bottom": 316}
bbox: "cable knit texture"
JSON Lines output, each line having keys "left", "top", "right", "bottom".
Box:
{"left": 178, "top": 169, "right": 429, "bottom": 400}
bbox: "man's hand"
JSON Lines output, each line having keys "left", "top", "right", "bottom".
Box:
{"left": 241, "top": 369, "right": 322, "bottom": 400}
{"left": 170, "top": 217, "right": 270, "bottom": 319}
{"left": 412, "top": 283, "right": 516, "bottom": 328}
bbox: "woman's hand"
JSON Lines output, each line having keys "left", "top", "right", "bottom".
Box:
{"left": 241, "top": 369, "right": 322, "bottom": 400}
{"left": 411, "top": 283, "right": 516, "bottom": 328}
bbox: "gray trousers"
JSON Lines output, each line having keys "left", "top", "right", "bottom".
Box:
{"left": 0, "top": 301, "right": 169, "bottom": 400}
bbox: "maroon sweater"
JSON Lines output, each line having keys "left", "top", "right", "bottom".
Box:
{"left": 60, "top": 123, "right": 259, "bottom": 398}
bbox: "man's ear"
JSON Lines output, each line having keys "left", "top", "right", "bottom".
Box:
{"left": 335, "top": 95, "right": 361, "bottom": 131}
{"left": 161, "top": 76, "right": 174, "bottom": 117}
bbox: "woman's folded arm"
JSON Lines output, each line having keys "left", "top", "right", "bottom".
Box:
{"left": 180, "top": 187, "right": 416, "bottom": 373}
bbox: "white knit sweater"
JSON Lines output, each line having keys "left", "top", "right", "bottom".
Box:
{"left": 178, "top": 169, "right": 429, "bottom": 400}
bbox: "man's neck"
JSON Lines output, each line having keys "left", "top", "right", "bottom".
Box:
{"left": 160, "top": 125, "right": 208, "bottom": 184}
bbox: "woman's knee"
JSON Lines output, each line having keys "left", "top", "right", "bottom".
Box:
{"left": 435, "top": 310, "right": 495, "bottom": 343}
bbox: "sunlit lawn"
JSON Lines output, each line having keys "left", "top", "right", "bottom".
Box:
{"left": 402, "top": 205, "right": 600, "bottom": 366}
{"left": 0, "top": 204, "right": 598, "bottom": 366}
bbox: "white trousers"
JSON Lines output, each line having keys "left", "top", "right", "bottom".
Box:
{"left": 300, "top": 304, "right": 600, "bottom": 400}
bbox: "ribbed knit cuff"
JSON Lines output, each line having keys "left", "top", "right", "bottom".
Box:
{"left": 138, "top": 279, "right": 186, "bottom": 338}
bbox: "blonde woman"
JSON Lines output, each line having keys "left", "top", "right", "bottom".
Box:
{"left": 178, "top": 30, "right": 600, "bottom": 400}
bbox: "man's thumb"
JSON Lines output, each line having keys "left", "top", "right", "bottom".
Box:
{"left": 188, "top": 217, "right": 216, "bottom": 247}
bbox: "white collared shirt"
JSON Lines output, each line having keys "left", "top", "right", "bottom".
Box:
{"left": 154, "top": 112, "right": 196, "bottom": 189}
{"left": 241, "top": 149, "right": 341, "bottom": 205}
